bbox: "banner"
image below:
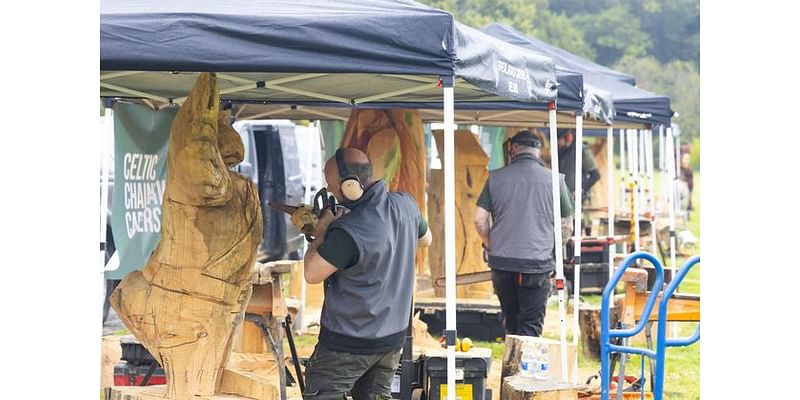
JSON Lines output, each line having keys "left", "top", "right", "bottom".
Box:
{"left": 107, "top": 102, "right": 177, "bottom": 280}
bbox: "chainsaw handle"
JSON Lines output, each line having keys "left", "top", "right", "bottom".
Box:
{"left": 313, "top": 188, "right": 337, "bottom": 217}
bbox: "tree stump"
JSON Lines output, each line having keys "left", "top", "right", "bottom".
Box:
{"left": 501, "top": 335, "right": 577, "bottom": 399}
{"left": 578, "top": 304, "right": 619, "bottom": 360}
{"left": 502, "top": 375, "right": 578, "bottom": 400}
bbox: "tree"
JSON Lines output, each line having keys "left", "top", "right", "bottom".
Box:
{"left": 420, "top": 0, "right": 595, "bottom": 59}
{"left": 614, "top": 55, "right": 700, "bottom": 139}
{"left": 626, "top": 0, "right": 700, "bottom": 64}
{"left": 572, "top": 5, "right": 652, "bottom": 67}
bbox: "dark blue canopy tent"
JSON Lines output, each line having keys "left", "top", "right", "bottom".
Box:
{"left": 100, "top": 0, "right": 582, "bottom": 391}
{"left": 482, "top": 25, "right": 679, "bottom": 371}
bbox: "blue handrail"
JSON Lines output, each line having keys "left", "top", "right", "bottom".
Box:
{"left": 653, "top": 255, "right": 700, "bottom": 400}
{"left": 600, "top": 251, "right": 664, "bottom": 400}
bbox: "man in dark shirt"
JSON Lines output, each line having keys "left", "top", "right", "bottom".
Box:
{"left": 474, "top": 131, "right": 573, "bottom": 336}
{"left": 557, "top": 129, "right": 601, "bottom": 203}
{"left": 302, "top": 148, "right": 431, "bottom": 400}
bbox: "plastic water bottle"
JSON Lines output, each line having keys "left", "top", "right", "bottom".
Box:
{"left": 534, "top": 342, "right": 550, "bottom": 381}
{"left": 520, "top": 341, "right": 536, "bottom": 378}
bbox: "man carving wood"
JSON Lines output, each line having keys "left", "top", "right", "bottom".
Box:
{"left": 110, "top": 72, "right": 263, "bottom": 399}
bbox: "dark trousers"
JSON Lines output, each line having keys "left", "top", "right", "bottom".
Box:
{"left": 491, "top": 270, "right": 551, "bottom": 337}
{"left": 303, "top": 343, "right": 402, "bottom": 400}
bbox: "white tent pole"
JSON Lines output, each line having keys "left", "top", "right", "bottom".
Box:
{"left": 666, "top": 128, "right": 677, "bottom": 273}
{"left": 100, "top": 106, "right": 112, "bottom": 271}
{"left": 647, "top": 130, "right": 658, "bottom": 257}
{"left": 572, "top": 113, "right": 583, "bottom": 385}
{"left": 547, "top": 103, "right": 568, "bottom": 382}
{"left": 659, "top": 125, "right": 666, "bottom": 216}
{"left": 619, "top": 129, "right": 626, "bottom": 215}
{"left": 674, "top": 127, "right": 682, "bottom": 221}
{"left": 442, "top": 78, "right": 457, "bottom": 400}
{"left": 632, "top": 130, "right": 640, "bottom": 252}
{"left": 639, "top": 129, "right": 647, "bottom": 231}
{"left": 606, "top": 126, "right": 615, "bottom": 309}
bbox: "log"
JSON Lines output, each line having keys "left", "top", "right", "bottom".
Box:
{"left": 101, "top": 336, "right": 122, "bottom": 390}
{"left": 578, "top": 305, "right": 619, "bottom": 360}
{"left": 104, "top": 386, "right": 245, "bottom": 400}
{"left": 341, "top": 109, "right": 428, "bottom": 276}
{"left": 501, "top": 335, "right": 577, "bottom": 399}
{"left": 428, "top": 130, "right": 493, "bottom": 299}
{"left": 110, "top": 73, "right": 264, "bottom": 399}
{"left": 502, "top": 375, "right": 578, "bottom": 400}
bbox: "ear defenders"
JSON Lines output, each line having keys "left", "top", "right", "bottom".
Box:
{"left": 335, "top": 148, "right": 364, "bottom": 202}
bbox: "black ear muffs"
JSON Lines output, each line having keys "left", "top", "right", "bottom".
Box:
{"left": 335, "top": 149, "right": 364, "bottom": 202}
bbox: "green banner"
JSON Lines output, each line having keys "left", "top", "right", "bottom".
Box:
{"left": 107, "top": 102, "right": 177, "bottom": 280}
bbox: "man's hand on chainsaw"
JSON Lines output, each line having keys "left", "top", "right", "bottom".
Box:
{"left": 313, "top": 208, "right": 345, "bottom": 239}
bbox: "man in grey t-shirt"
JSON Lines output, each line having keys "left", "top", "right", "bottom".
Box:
{"left": 302, "top": 148, "right": 432, "bottom": 399}
{"left": 474, "top": 131, "right": 573, "bottom": 336}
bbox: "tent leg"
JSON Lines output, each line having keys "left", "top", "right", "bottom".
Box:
{"left": 442, "top": 77, "right": 457, "bottom": 400}
{"left": 606, "top": 126, "right": 615, "bottom": 310}
{"left": 632, "top": 130, "right": 640, "bottom": 252}
{"left": 572, "top": 114, "right": 583, "bottom": 385}
{"left": 666, "top": 128, "right": 677, "bottom": 275}
{"left": 100, "top": 106, "right": 113, "bottom": 271}
{"left": 547, "top": 103, "right": 568, "bottom": 382}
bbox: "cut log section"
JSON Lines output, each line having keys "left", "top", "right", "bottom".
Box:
{"left": 502, "top": 375, "right": 578, "bottom": 400}
{"left": 578, "top": 305, "right": 619, "bottom": 360}
{"left": 501, "top": 335, "right": 577, "bottom": 399}
{"left": 104, "top": 386, "right": 250, "bottom": 400}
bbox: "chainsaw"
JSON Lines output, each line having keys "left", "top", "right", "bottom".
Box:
{"left": 268, "top": 188, "right": 338, "bottom": 242}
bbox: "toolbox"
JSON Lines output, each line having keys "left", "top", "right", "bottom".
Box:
{"left": 565, "top": 237, "right": 612, "bottom": 293}
{"left": 424, "top": 348, "right": 493, "bottom": 400}
{"left": 414, "top": 299, "right": 505, "bottom": 342}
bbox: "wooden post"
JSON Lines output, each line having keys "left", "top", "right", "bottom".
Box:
{"left": 578, "top": 305, "right": 619, "bottom": 360}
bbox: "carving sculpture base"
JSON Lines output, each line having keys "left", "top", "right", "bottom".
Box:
{"left": 104, "top": 383, "right": 275, "bottom": 400}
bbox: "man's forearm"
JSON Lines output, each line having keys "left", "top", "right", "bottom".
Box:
{"left": 475, "top": 221, "right": 491, "bottom": 248}
{"left": 303, "top": 231, "right": 327, "bottom": 262}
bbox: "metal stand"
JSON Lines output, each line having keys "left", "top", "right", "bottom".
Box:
{"left": 245, "top": 313, "right": 288, "bottom": 400}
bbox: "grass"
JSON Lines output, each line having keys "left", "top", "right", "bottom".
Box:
{"left": 574, "top": 171, "right": 701, "bottom": 398}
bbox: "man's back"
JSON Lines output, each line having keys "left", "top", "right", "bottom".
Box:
{"left": 320, "top": 182, "right": 419, "bottom": 349}
{"left": 486, "top": 154, "right": 555, "bottom": 273}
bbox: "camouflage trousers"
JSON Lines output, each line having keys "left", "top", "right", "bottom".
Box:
{"left": 302, "top": 343, "right": 402, "bottom": 400}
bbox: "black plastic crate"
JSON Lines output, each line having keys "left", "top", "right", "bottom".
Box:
{"left": 120, "top": 336, "right": 158, "bottom": 367}
{"left": 425, "top": 351, "right": 491, "bottom": 400}
{"left": 414, "top": 300, "right": 505, "bottom": 342}
{"left": 566, "top": 237, "right": 611, "bottom": 264}
{"left": 563, "top": 262, "right": 610, "bottom": 294}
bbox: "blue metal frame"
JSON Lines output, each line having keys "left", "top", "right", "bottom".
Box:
{"left": 600, "top": 251, "right": 664, "bottom": 400}
{"left": 599, "top": 252, "right": 700, "bottom": 400}
{"left": 653, "top": 255, "right": 701, "bottom": 400}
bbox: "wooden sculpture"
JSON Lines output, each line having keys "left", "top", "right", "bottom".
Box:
{"left": 428, "top": 130, "right": 493, "bottom": 299}
{"left": 110, "top": 72, "right": 263, "bottom": 399}
{"left": 341, "top": 109, "right": 428, "bottom": 275}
